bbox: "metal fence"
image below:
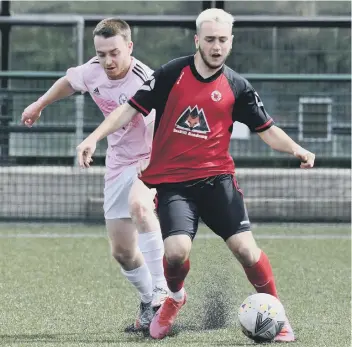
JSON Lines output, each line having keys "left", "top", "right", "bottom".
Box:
{"left": 0, "top": 13, "right": 351, "bottom": 223}
{"left": 1, "top": 73, "right": 350, "bottom": 162}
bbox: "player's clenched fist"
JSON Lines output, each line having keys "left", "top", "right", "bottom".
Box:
{"left": 294, "top": 149, "right": 315, "bottom": 169}
{"left": 76, "top": 138, "right": 97, "bottom": 168}
{"left": 21, "top": 101, "right": 43, "bottom": 127}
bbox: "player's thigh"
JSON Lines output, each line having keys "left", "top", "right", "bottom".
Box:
{"left": 156, "top": 186, "right": 199, "bottom": 242}
{"left": 198, "top": 174, "right": 251, "bottom": 241}
{"left": 104, "top": 166, "right": 138, "bottom": 220}
{"left": 128, "top": 178, "right": 159, "bottom": 232}
{"left": 128, "top": 177, "right": 156, "bottom": 213}
{"left": 106, "top": 218, "right": 139, "bottom": 253}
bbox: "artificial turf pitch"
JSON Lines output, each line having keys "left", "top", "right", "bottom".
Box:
{"left": 0, "top": 223, "right": 350, "bottom": 347}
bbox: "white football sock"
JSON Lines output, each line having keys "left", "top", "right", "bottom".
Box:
{"left": 170, "top": 288, "right": 185, "bottom": 302}
{"left": 138, "top": 231, "right": 167, "bottom": 288}
{"left": 121, "top": 263, "right": 153, "bottom": 303}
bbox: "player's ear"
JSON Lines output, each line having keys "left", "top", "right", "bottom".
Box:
{"left": 230, "top": 34, "right": 234, "bottom": 50}
{"left": 194, "top": 35, "right": 199, "bottom": 50}
{"left": 128, "top": 41, "right": 133, "bottom": 54}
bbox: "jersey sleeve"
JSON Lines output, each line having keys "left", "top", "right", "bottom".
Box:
{"left": 128, "top": 67, "right": 163, "bottom": 117}
{"left": 66, "top": 65, "right": 88, "bottom": 93}
{"left": 233, "top": 83, "right": 274, "bottom": 133}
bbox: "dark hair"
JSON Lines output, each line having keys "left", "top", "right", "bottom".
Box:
{"left": 93, "top": 18, "right": 131, "bottom": 41}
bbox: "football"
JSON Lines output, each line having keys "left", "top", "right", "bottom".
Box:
{"left": 238, "top": 293, "right": 286, "bottom": 342}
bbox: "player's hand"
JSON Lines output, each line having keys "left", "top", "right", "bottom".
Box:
{"left": 21, "top": 101, "right": 42, "bottom": 127}
{"left": 76, "top": 138, "right": 97, "bottom": 168}
{"left": 294, "top": 149, "right": 315, "bottom": 169}
{"left": 137, "top": 158, "right": 150, "bottom": 177}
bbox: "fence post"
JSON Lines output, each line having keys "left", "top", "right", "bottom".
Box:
{"left": 0, "top": 0, "right": 11, "bottom": 164}
{"left": 74, "top": 16, "right": 85, "bottom": 167}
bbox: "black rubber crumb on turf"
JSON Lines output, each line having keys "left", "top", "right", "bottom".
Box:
{"left": 201, "top": 290, "right": 230, "bottom": 330}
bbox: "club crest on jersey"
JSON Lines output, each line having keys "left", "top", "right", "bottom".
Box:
{"left": 173, "top": 106, "right": 210, "bottom": 139}
{"left": 211, "top": 90, "right": 222, "bottom": 102}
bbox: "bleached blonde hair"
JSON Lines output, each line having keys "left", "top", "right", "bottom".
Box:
{"left": 196, "top": 8, "right": 234, "bottom": 33}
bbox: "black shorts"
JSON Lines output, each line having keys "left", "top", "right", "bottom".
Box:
{"left": 155, "top": 174, "right": 251, "bottom": 242}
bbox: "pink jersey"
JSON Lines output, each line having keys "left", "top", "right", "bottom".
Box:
{"left": 66, "top": 57, "right": 155, "bottom": 182}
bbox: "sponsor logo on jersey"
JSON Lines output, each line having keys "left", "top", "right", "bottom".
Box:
{"left": 173, "top": 105, "right": 210, "bottom": 139}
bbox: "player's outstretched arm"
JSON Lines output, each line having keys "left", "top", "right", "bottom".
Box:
{"left": 257, "top": 125, "right": 315, "bottom": 168}
{"left": 21, "top": 76, "right": 76, "bottom": 127}
{"left": 76, "top": 103, "right": 138, "bottom": 168}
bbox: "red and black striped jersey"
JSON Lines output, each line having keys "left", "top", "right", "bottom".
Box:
{"left": 128, "top": 55, "right": 274, "bottom": 186}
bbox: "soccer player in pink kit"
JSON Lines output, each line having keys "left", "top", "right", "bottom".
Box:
{"left": 21, "top": 18, "right": 168, "bottom": 331}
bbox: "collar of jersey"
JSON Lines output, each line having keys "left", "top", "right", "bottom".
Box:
{"left": 189, "top": 55, "right": 224, "bottom": 83}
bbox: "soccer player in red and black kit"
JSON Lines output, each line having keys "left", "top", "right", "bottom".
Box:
{"left": 77, "top": 8, "right": 315, "bottom": 341}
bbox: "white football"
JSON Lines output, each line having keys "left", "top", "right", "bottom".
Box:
{"left": 238, "top": 293, "right": 286, "bottom": 342}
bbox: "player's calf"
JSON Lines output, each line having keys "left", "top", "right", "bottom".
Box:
{"left": 226, "top": 232, "right": 279, "bottom": 298}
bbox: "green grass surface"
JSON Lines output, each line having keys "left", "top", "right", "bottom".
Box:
{"left": 0, "top": 224, "right": 350, "bottom": 347}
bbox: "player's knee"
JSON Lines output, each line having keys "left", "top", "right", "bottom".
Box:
{"left": 164, "top": 235, "right": 192, "bottom": 265}
{"left": 164, "top": 248, "right": 189, "bottom": 266}
{"left": 111, "top": 245, "right": 137, "bottom": 267}
{"left": 227, "top": 232, "right": 261, "bottom": 266}
{"left": 232, "top": 244, "right": 261, "bottom": 267}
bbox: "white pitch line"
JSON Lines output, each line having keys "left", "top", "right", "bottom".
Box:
{"left": 0, "top": 233, "right": 106, "bottom": 239}
{"left": 0, "top": 233, "right": 350, "bottom": 240}
{"left": 198, "top": 234, "right": 351, "bottom": 240}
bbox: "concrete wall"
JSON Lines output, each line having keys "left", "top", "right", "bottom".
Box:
{"left": 0, "top": 167, "right": 350, "bottom": 222}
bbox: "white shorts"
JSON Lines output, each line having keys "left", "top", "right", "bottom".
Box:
{"left": 103, "top": 166, "right": 138, "bottom": 220}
